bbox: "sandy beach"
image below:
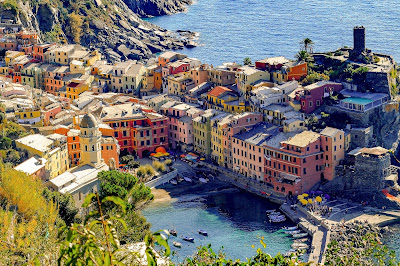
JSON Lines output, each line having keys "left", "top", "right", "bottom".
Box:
{"left": 151, "top": 188, "right": 176, "bottom": 204}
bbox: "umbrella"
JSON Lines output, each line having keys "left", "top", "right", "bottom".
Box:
{"left": 150, "top": 153, "right": 156, "bottom": 156}
{"left": 316, "top": 196, "right": 322, "bottom": 202}
{"left": 316, "top": 191, "right": 323, "bottom": 194}
{"left": 324, "top": 194, "right": 330, "bottom": 200}
{"left": 300, "top": 199, "right": 308, "bottom": 205}
{"left": 310, "top": 191, "right": 316, "bottom": 194}
{"left": 200, "top": 158, "right": 205, "bottom": 161}
{"left": 308, "top": 198, "right": 313, "bottom": 204}
{"left": 297, "top": 195, "right": 304, "bottom": 200}
{"left": 180, "top": 154, "right": 186, "bottom": 158}
{"left": 302, "top": 193, "right": 309, "bottom": 197}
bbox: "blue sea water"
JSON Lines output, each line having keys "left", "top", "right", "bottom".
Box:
{"left": 146, "top": 0, "right": 400, "bottom": 66}
{"left": 142, "top": 183, "right": 295, "bottom": 263}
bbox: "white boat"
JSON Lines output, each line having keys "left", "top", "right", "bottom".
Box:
{"left": 291, "top": 243, "right": 309, "bottom": 250}
{"left": 283, "top": 226, "right": 298, "bottom": 231}
{"left": 292, "top": 233, "right": 308, "bottom": 238}
{"left": 199, "top": 177, "right": 208, "bottom": 183}
{"left": 270, "top": 216, "right": 286, "bottom": 223}
{"left": 184, "top": 177, "right": 192, "bottom": 183}
{"left": 285, "top": 230, "right": 302, "bottom": 235}
{"left": 170, "top": 179, "right": 178, "bottom": 185}
{"left": 173, "top": 241, "right": 182, "bottom": 248}
{"left": 269, "top": 215, "right": 286, "bottom": 220}
{"left": 293, "top": 238, "right": 308, "bottom": 243}
{"left": 266, "top": 209, "right": 277, "bottom": 213}
{"left": 284, "top": 249, "right": 297, "bottom": 257}
{"left": 268, "top": 211, "right": 282, "bottom": 216}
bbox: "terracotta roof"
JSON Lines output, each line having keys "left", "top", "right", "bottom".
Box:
{"left": 207, "top": 86, "right": 232, "bottom": 97}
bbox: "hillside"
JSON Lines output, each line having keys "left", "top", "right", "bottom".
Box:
{"left": 123, "top": 0, "right": 192, "bottom": 17}
{"left": 0, "top": 0, "right": 194, "bottom": 62}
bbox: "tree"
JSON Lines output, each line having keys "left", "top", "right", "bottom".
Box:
{"left": 43, "top": 188, "right": 79, "bottom": 226}
{"left": 0, "top": 137, "right": 12, "bottom": 150}
{"left": 243, "top": 57, "right": 252, "bottom": 65}
{"left": 98, "top": 170, "right": 138, "bottom": 200}
{"left": 68, "top": 12, "right": 83, "bottom": 44}
{"left": 296, "top": 50, "right": 312, "bottom": 62}
{"left": 300, "top": 38, "right": 314, "bottom": 53}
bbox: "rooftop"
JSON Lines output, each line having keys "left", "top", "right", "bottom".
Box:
{"left": 282, "top": 131, "right": 321, "bottom": 148}
{"left": 320, "top": 127, "right": 342, "bottom": 137}
{"left": 207, "top": 86, "right": 233, "bottom": 97}
{"left": 233, "top": 122, "right": 279, "bottom": 146}
{"left": 14, "top": 155, "right": 47, "bottom": 176}
{"left": 16, "top": 134, "right": 54, "bottom": 153}
{"left": 125, "top": 63, "right": 144, "bottom": 77}
{"left": 256, "top": 56, "right": 290, "bottom": 65}
{"left": 359, "top": 147, "right": 389, "bottom": 156}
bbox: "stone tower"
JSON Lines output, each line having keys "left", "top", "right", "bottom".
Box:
{"left": 80, "top": 114, "right": 103, "bottom": 167}
{"left": 353, "top": 26, "right": 366, "bottom": 56}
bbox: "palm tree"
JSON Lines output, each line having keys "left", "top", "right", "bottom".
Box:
{"left": 300, "top": 38, "right": 314, "bottom": 53}
{"left": 296, "top": 50, "right": 311, "bottom": 62}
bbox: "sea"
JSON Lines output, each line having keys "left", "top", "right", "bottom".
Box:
{"left": 142, "top": 180, "right": 297, "bottom": 263}
{"left": 145, "top": 0, "right": 400, "bottom": 66}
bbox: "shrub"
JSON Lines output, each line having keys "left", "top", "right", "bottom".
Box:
{"left": 68, "top": 12, "right": 83, "bottom": 43}
{"left": 127, "top": 160, "right": 140, "bottom": 168}
{"left": 164, "top": 159, "right": 173, "bottom": 167}
{"left": 152, "top": 161, "right": 166, "bottom": 173}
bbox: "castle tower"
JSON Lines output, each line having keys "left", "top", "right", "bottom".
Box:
{"left": 79, "top": 114, "right": 103, "bottom": 167}
{"left": 353, "top": 26, "right": 366, "bottom": 56}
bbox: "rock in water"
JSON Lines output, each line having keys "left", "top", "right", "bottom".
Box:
{"left": 123, "top": 0, "right": 192, "bottom": 17}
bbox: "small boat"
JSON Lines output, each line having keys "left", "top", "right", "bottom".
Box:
{"left": 266, "top": 209, "right": 277, "bottom": 213}
{"left": 293, "top": 238, "right": 308, "bottom": 243}
{"left": 170, "top": 179, "right": 177, "bottom": 185}
{"left": 269, "top": 215, "right": 285, "bottom": 219}
{"left": 199, "top": 177, "right": 208, "bottom": 183}
{"left": 184, "top": 177, "right": 192, "bottom": 183}
{"left": 283, "top": 226, "right": 298, "bottom": 231}
{"left": 168, "top": 229, "right": 177, "bottom": 236}
{"left": 173, "top": 241, "right": 182, "bottom": 248}
{"left": 285, "top": 230, "right": 302, "bottom": 235}
{"left": 177, "top": 176, "right": 184, "bottom": 182}
{"left": 198, "top": 230, "right": 208, "bottom": 236}
{"left": 270, "top": 217, "right": 286, "bottom": 223}
{"left": 268, "top": 211, "right": 282, "bottom": 216}
{"left": 292, "top": 233, "right": 308, "bottom": 238}
{"left": 183, "top": 236, "right": 194, "bottom": 242}
{"left": 284, "top": 249, "right": 297, "bottom": 257}
{"left": 291, "top": 243, "right": 309, "bottom": 250}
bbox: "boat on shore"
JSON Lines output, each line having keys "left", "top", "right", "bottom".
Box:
{"left": 173, "top": 241, "right": 182, "bottom": 248}
{"left": 168, "top": 229, "right": 177, "bottom": 236}
{"left": 183, "top": 236, "right": 194, "bottom": 242}
{"left": 199, "top": 177, "right": 208, "bottom": 183}
{"left": 199, "top": 230, "right": 208, "bottom": 236}
{"left": 170, "top": 179, "right": 177, "bottom": 185}
{"left": 270, "top": 216, "right": 286, "bottom": 223}
{"left": 184, "top": 177, "right": 193, "bottom": 183}
{"left": 292, "top": 233, "right": 308, "bottom": 238}
{"left": 177, "top": 176, "right": 184, "bottom": 182}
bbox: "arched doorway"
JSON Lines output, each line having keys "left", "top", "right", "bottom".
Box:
{"left": 142, "top": 150, "right": 151, "bottom": 157}
{"left": 320, "top": 173, "right": 325, "bottom": 182}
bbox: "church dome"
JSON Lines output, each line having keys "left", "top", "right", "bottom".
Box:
{"left": 80, "top": 114, "right": 98, "bottom": 128}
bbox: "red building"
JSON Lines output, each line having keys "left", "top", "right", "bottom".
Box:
{"left": 100, "top": 103, "right": 169, "bottom": 158}
{"left": 32, "top": 43, "right": 56, "bottom": 62}
{"left": 255, "top": 56, "right": 290, "bottom": 71}
{"left": 298, "top": 81, "right": 343, "bottom": 114}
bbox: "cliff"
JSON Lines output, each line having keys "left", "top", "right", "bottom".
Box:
{"left": 123, "top": 0, "right": 192, "bottom": 17}
{"left": 0, "top": 0, "right": 195, "bottom": 63}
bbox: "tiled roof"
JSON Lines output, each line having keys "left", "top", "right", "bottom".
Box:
{"left": 207, "top": 86, "right": 232, "bottom": 97}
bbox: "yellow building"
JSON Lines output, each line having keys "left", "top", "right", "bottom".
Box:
{"left": 53, "top": 44, "right": 76, "bottom": 65}
{"left": 66, "top": 82, "right": 89, "bottom": 100}
{"left": 15, "top": 134, "right": 69, "bottom": 179}
{"left": 236, "top": 66, "right": 270, "bottom": 96}
{"left": 210, "top": 113, "right": 231, "bottom": 165}
{"left": 206, "top": 86, "right": 250, "bottom": 114}
{"left": 15, "top": 108, "right": 43, "bottom": 126}
{"left": 167, "top": 72, "right": 195, "bottom": 96}
{"left": 5, "top": 51, "right": 24, "bottom": 66}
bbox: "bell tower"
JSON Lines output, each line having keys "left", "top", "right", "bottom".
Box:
{"left": 79, "top": 114, "right": 103, "bottom": 167}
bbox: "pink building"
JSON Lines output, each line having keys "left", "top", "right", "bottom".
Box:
{"left": 297, "top": 81, "right": 343, "bottom": 114}
{"left": 42, "top": 102, "right": 62, "bottom": 126}
{"left": 320, "top": 127, "right": 345, "bottom": 181}
{"left": 160, "top": 101, "right": 203, "bottom": 151}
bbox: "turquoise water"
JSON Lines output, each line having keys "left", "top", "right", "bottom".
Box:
{"left": 142, "top": 182, "right": 295, "bottom": 262}
{"left": 342, "top": 97, "right": 373, "bottom": 105}
{"left": 146, "top": 0, "right": 400, "bottom": 66}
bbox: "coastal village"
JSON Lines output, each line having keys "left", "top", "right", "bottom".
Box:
{"left": 2, "top": 23, "right": 400, "bottom": 264}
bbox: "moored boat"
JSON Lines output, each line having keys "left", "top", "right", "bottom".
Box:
{"left": 184, "top": 177, "right": 193, "bottom": 183}
{"left": 292, "top": 233, "right": 308, "bottom": 238}
{"left": 293, "top": 238, "right": 308, "bottom": 243}
{"left": 291, "top": 243, "right": 309, "bottom": 250}
{"left": 177, "top": 176, "right": 184, "bottom": 182}
{"left": 283, "top": 226, "right": 298, "bottom": 231}
{"left": 173, "top": 241, "right": 182, "bottom": 248}
{"left": 199, "top": 177, "right": 208, "bottom": 183}
{"left": 266, "top": 209, "right": 277, "bottom": 213}
{"left": 168, "top": 229, "right": 177, "bottom": 236}
{"left": 198, "top": 230, "right": 208, "bottom": 236}
{"left": 285, "top": 230, "right": 302, "bottom": 235}
{"left": 170, "top": 179, "right": 178, "bottom": 185}
{"left": 183, "top": 236, "right": 194, "bottom": 242}
{"left": 270, "top": 216, "right": 286, "bottom": 223}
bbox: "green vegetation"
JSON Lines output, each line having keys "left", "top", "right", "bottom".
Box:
{"left": 137, "top": 165, "right": 156, "bottom": 182}
{"left": 0, "top": 0, "right": 19, "bottom": 15}
{"left": 67, "top": 12, "right": 83, "bottom": 44}
{"left": 300, "top": 38, "right": 314, "bottom": 54}
{"left": 165, "top": 159, "right": 173, "bottom": 167}
{"left": 301, "top": 70, "right": 329, "bottom": 85}
{"left": 120, "top": 155, "right": 141, "bottom": 168}
{"left": 243, "top": 57, "right": 252, "bottom": 66}
{"left": 152, "top": 161, "right": 166, "bottom": 173}
{"left": 296, "top": 50, "right": 312, "bottom": 62}
{"left": 327, "top": 63, "right": 368, "bottom": 83}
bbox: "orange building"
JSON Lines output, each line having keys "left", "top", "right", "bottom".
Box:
{"left": 33, "top": 43, "right": 56, "bottom": 62}
{"left": 190, "top": 64, "right": 209, "bottom": 86}
{"left": 286, "top": 61, "right": 308, "bottom": 81}
{"left": 157, "top": 51, "right": 186, "bottom": 67}
{"left": 154, "top": 68, "right": 163, "bottom": 90}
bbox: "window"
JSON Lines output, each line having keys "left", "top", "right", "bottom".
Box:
{"left": 306, "top": 147, "right": 309, "bottom": 151}
{"left": 114, "top": 132, "right": 118, "bottom": 137}
{"left": 334, "top": 146, "right": 337, "bottom": 151}
{"left": 303, "top": 158, "right": 306, "bottom": 163}
{"left": 303, "top": 168, "right": 306, "bottom": 174}
{"left": 309, "top": 101, "right": 313, "bottom": 107}
{"left": 316, "top": 100, "right": 320, "bottom": 106}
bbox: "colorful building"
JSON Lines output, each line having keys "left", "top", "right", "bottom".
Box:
{"left": 193, "top": 109, "right": 222, "bottom": 158}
